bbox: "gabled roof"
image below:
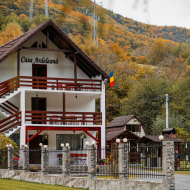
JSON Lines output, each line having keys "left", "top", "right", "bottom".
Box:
{"left": 107, "top": 114, "right": 145, "bottom": 126}
{"left": 136, "top": 135, "right": 184, "bottom": 143}
{"left": 107, "top": 129, "right": 140, "bottom": 142}
{"left": 107, "top": 115, "right": 135, "bottom": 128}
{"left": 0, "top": 19, "right": 109, "bottom": 80}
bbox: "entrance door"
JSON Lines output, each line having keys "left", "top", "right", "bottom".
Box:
{"left": 29, "top": 135, "right": 48, "bottom": 164}
{"left": 32, "top": 97, "right": 46, "bottom": 124}
{"left": 32, "top": 64, "right": 47, "bottom": 89}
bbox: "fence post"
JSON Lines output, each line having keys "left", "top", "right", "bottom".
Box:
{"left": 7, "top": 145, "right": 14, "bottom": 170}
{"left": 62, "top": 144, "right": 70, "bottom": 177}
{"left": 43, "top": 145, "right": 49, "bottom": 174}
{"left": 40, "top": 145, "right": 44, "bottom": 172}
{"left": 162, "top": 141, "right": 175, "bottom": 190}
{"left": 62, "top": 145, "right": 66, "bottom": 177}
{"left": 62, "top": 144, "right": 70, "bottom": 176}
{"left": 123, "top": 141, "right": 129, "bottom": 180}
{"left": 88, "top": 145, "right": 92, "bottom": 180}
{"left": 118, "top": 143, "right": 123, "bottom": 181}
{"left": 22, "top": 145, "right": 29, "bottom": 171}
{"left": 186, "top": 143, "right": 188, "bottom": 168}
{"left": 91, "top": 144, "right": 97, "bottom": 179}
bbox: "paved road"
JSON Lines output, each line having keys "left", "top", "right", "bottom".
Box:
{"left": 175, "top": 174, "right": 190, "bottom": 190}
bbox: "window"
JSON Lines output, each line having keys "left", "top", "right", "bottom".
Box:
{"left": 132, "top": 125, "right": 135, "bottom": 132}
{"left": 125, "top": 125, "right": 141, "bottom": 132}
{"left": 126, "top": 125, "right": 130, "bottom": 131}
{"left": 56, "top": 134, "right": 82, "bottom": 150}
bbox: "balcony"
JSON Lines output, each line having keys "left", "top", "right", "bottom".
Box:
{"left": 0, "top": 76, "right": 102, "bottom": 98}
{"left": 25, "top": 111, "right": 102, "bottom": 126}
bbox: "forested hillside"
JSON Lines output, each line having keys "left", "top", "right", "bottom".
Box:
{"left": 0, "top": 0, "right": 190, "bottom": 140}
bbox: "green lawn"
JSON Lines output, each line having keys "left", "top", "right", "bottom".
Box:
{"left": 0, "top": 179, "right": 84, "bottom": 190}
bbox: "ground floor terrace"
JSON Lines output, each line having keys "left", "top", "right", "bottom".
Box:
{"left": 11, "top": 125, "right": 104, "bottom": 166}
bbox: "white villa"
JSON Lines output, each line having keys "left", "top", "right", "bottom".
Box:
{"left": 0, "top": 20, "right": 109, "bottom": 163}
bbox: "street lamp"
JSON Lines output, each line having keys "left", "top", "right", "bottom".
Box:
{"left": 66, "top": 143, "right": 69, "bottom": 147}
{"left": 123, "top": 138, "right": 128, "bottom": 143}
{"left": 116, "top": 139, "right": 120, "bottom": 143}
{"left": 159, "top": 135, "right": 164, "bottom": 141}
{"left": 85, "top": 141, "right": 89, "bottom": 146}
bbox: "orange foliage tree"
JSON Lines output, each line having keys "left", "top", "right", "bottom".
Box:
{"left": 0, "top": 22, "right": 23, "bottom": 45}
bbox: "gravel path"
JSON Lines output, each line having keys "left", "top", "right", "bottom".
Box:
{"left": 175, "top": 174, "right": 190, "bottom": 190}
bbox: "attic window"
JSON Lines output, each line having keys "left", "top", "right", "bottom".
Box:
{"left": 42, "top": 42, "right": 47, "bottom": 48}
{"left": 31, "top": 41, "right": 37, "bottom": 48}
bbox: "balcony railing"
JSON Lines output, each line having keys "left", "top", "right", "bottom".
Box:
{"left": 25, "top": 111, "right": 102, "bottom": 125}
{"left": 19, "top": 76, "right": 102, "bottom": 92}
{"left": 0, "top": 76, "right": 102, "bottom": 98}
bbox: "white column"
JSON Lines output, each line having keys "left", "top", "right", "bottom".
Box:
{"left": 20, "top": 90, "right": 26, "bottom": 147}
{"left": 100, "top": 81, "right": 106, "bottom": 151}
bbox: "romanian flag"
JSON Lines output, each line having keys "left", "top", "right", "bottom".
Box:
{"left": 109, "top": 71, "right": 114, "bottom": 87}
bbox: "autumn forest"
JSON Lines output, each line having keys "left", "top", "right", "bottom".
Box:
{"left": 0, "top": 0, "right": 190, "bottom": 141}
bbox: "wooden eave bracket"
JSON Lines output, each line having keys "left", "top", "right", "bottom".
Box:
{"left": 84, "top": 130, "right": 99, "bottom": 143}
{"left": 21, "top": 46, "right": 74, "bottom": 53}
{"left": 27, "top": 130, "right": 44, "bottom": 143}
{"left": 65, "top": 50, "right": 80, "bottom": 58}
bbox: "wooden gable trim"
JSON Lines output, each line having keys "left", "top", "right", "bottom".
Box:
{"left": 22, "top": 46, "right": 74, "bottom": 53}
{"left": 65, "top": 50, "right": 80, "bottom": 58}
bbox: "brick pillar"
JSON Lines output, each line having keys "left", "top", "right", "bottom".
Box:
{"left": 162, "top": 141, "right": 175, "bottom": 190}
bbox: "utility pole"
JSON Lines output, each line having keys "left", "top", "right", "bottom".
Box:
{"left": 166, "top": 94, "right": 169, "bottom": 128}
{"left": 44, "top": 0, "right": 49, "bottom": 18}
{"left": 29, "top": 0, "right": 33, "bottom": 21}
{"left": 87, "top": 0, "right": 102, "bottom": 46}
{"left": 29, "top": 0, "right": 49, "bottom": 20}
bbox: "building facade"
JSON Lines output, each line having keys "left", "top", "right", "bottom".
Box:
{"left": 0, "top": 20, "right": 109, "bottom": 161}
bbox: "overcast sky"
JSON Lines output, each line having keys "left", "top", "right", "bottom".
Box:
{"left": 101, "top": 0, "right": 190, "bottom": 29}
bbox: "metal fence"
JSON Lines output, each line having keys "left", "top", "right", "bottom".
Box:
{"left": 97, "top": 145, "right": 119, "bottom": 178}
{"left": 178, "top": 142, "right": 190, "bottom": 171}
{"left": 127, "top": 144, "right": 163, "bottom": 179}
{"left": 0, "top": 143, "right": 176, "bottom": 180}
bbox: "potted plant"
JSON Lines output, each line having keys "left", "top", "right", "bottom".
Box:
{"left": 78, "top": 132, "right": 87, "bottom": 139}
{"left": 42, "top": 131, "right": 49, "bottom": 141}
{"left": 99, "top": 159, "right": 105, "bottom": 165}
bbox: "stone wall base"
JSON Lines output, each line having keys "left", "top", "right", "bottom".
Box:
{"left": 0, "top": 169, "right": 167, "bottom": 190}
